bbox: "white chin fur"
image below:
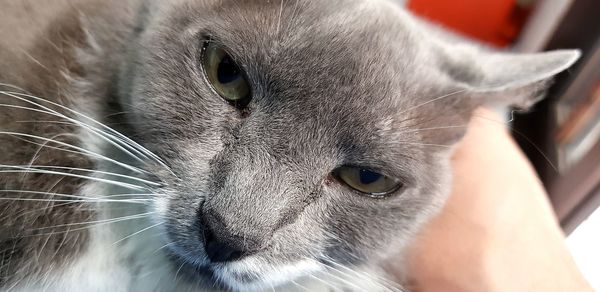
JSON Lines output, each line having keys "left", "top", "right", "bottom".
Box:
{"left": 213, "top": 257, "right": 398, "bottom": 292}
{"left": 215, "top": 258, "right": 322, "bottom": 291}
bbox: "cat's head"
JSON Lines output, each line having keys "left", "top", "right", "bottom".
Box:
{"left": 118, "top": 0, "right": 578, "bottom": 290}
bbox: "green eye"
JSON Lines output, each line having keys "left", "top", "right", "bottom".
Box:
{"left": 201, "top": 40, "right": 251, "bottom": 105}
{"left": 333, "top": 166, "right": 402, "bottom": 197}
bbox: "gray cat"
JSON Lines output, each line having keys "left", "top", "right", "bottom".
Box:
{"left": 0, "top": 0, "right": 579, "bottom": 291}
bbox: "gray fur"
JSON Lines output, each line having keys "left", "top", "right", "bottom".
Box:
{"left": 0, "top": 0, "right": 579, "bottom": 291}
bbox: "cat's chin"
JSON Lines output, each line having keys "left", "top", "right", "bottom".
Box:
{"left": 212, "top": 257, "right": 322, "bottom": 291}
{"left": 167, "top": 249, "right": 321, "bottom": 291}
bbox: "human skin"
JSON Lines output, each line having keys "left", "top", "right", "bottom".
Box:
{"left": 404, "top": 108, "right": 593, "bottom": 292}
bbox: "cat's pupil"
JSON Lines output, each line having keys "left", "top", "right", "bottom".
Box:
{"left": 359, "top": 169, "right": 381, "bottom": 185}
{"left": 217, "top": 55, "right": 241, "bottom": 84}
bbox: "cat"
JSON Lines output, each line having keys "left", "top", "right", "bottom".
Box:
{"left": 0, "top": 0, "right": 579, "bottom": 291}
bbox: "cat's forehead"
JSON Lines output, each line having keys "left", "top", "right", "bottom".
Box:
{"left": 176, "top": 0, "right": 436, "bottom": 108}
{"left": 208, "top": 0, "right": 421, "bottom": 64}
{"left": 167, "top": 0, "right": 426, "bottom": 76}
{"left": 155, "top": 0, "right": 455, "bottom": 145}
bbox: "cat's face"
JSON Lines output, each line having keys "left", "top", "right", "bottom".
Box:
{"left": 118, "top": 0, "right": 578, "bottom": 290}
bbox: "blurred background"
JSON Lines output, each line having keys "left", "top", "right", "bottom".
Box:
{"left": 398, "top": 0, "right": 600, "bottom": 289}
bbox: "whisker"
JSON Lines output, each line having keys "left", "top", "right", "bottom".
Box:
{"left": 397, "top": 89, "right": 467, "bottom": 116}
{"left": 15, "top": 120, "right": 77, "bottom": 126}
{"left": 0, "top": 95, "right": 152, "bottom": 169}
{"left": 290, "top": 280, "right": 311, "bottom": 292}
{"left": 97, "top": 194, "right": 158, "bottom": 199}
{"left": 398, "top": 125, "right": 468, "bottom": 134}
{"left": 2, "top": 199, "right": 150, "bottom": 223}
{"left": 173, "top": 259, "right": 187, "bottom": 283}
{"left": 0, "top": 197, "right": 151, "bottom": 204}
{"left": 472, "top": 113, "right": 559, "bottom": 172}
{"left": 2, "top": 165, "right": 162, "bottom": 187}
{"left": 0, "top": 89, "right": 175, "bottom": 176}
{"left": 313, "top": 265, "right": 364, "bottom": 291}
{"left": 0, "top": 82, "right": 27, "bottom": 92}
{"left": 30, "top": 212, "right": 156, "bottom": 231}
{"left": 8, "top": 134, "right": 140, "bottom": 172}
{"left": 0, "top": 166, "right": 149, "bottom": 191}
{"left": 276, "top": 0, "right": 285, "bottom": 35}
{"left": 393, "top": 141, "right": 452, "bottom": 148}
{"left": 112, "top": 221, "right": 164, "bottom": 245}
{"left": 308, "top": 274, "right": 343, "bottom": 291}
{"left": 19, "top": 213, "right": 155, "bottom": 238}
{"left": 22, "top": 133, "right": 77, "bottom": 188}
{"left": 0, "top": 189, "right": 154, "bottom": 202}
{"left": 320, "top": 257, "right": 401, "bottom": 291}
{"left": 0, "top": 103, "right": 61, "bottom": 118}
{"left": 0, "top": 131, "right": 148, "bottom": 175}
{"left": 152, "top": 242, "right": 175, "bottom": 254}
{"left": 18, "top": 48, "right": 51, "bottom": 72}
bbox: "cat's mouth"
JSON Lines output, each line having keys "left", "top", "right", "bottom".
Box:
{"left": 166, "top": 246, "right": 321, "bottom": 291}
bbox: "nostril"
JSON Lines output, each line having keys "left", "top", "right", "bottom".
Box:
{"left": 204, "top": 239, "right": 245, "bottom": 262}
{"left": 202, "top": 226, "right": 214, "bottom": 246}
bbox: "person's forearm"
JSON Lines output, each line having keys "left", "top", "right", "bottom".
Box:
{"left": 405, "top": 108, "right": 592, "bottom": 292}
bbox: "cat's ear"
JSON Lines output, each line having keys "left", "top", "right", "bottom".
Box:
{"left": 440, "top": 46, "right": 580, "bottom": 109}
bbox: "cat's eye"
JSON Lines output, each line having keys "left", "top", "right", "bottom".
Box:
{"left": 201, "top": 39, "right": 251, "bottom": 106}
{"left": 333, "top": 166, "right": 402, "bottom": 198}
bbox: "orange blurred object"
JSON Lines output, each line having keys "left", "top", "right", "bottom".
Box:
{"left": 407, "top": 0, "right": 533, "bottom": 47}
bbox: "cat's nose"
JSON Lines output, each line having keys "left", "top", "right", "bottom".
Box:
{"left": 201, "top": 210, "right": 263, "bottom": 263}
{"left": 203, "top": 228, "right": 245, "bottom": 262}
